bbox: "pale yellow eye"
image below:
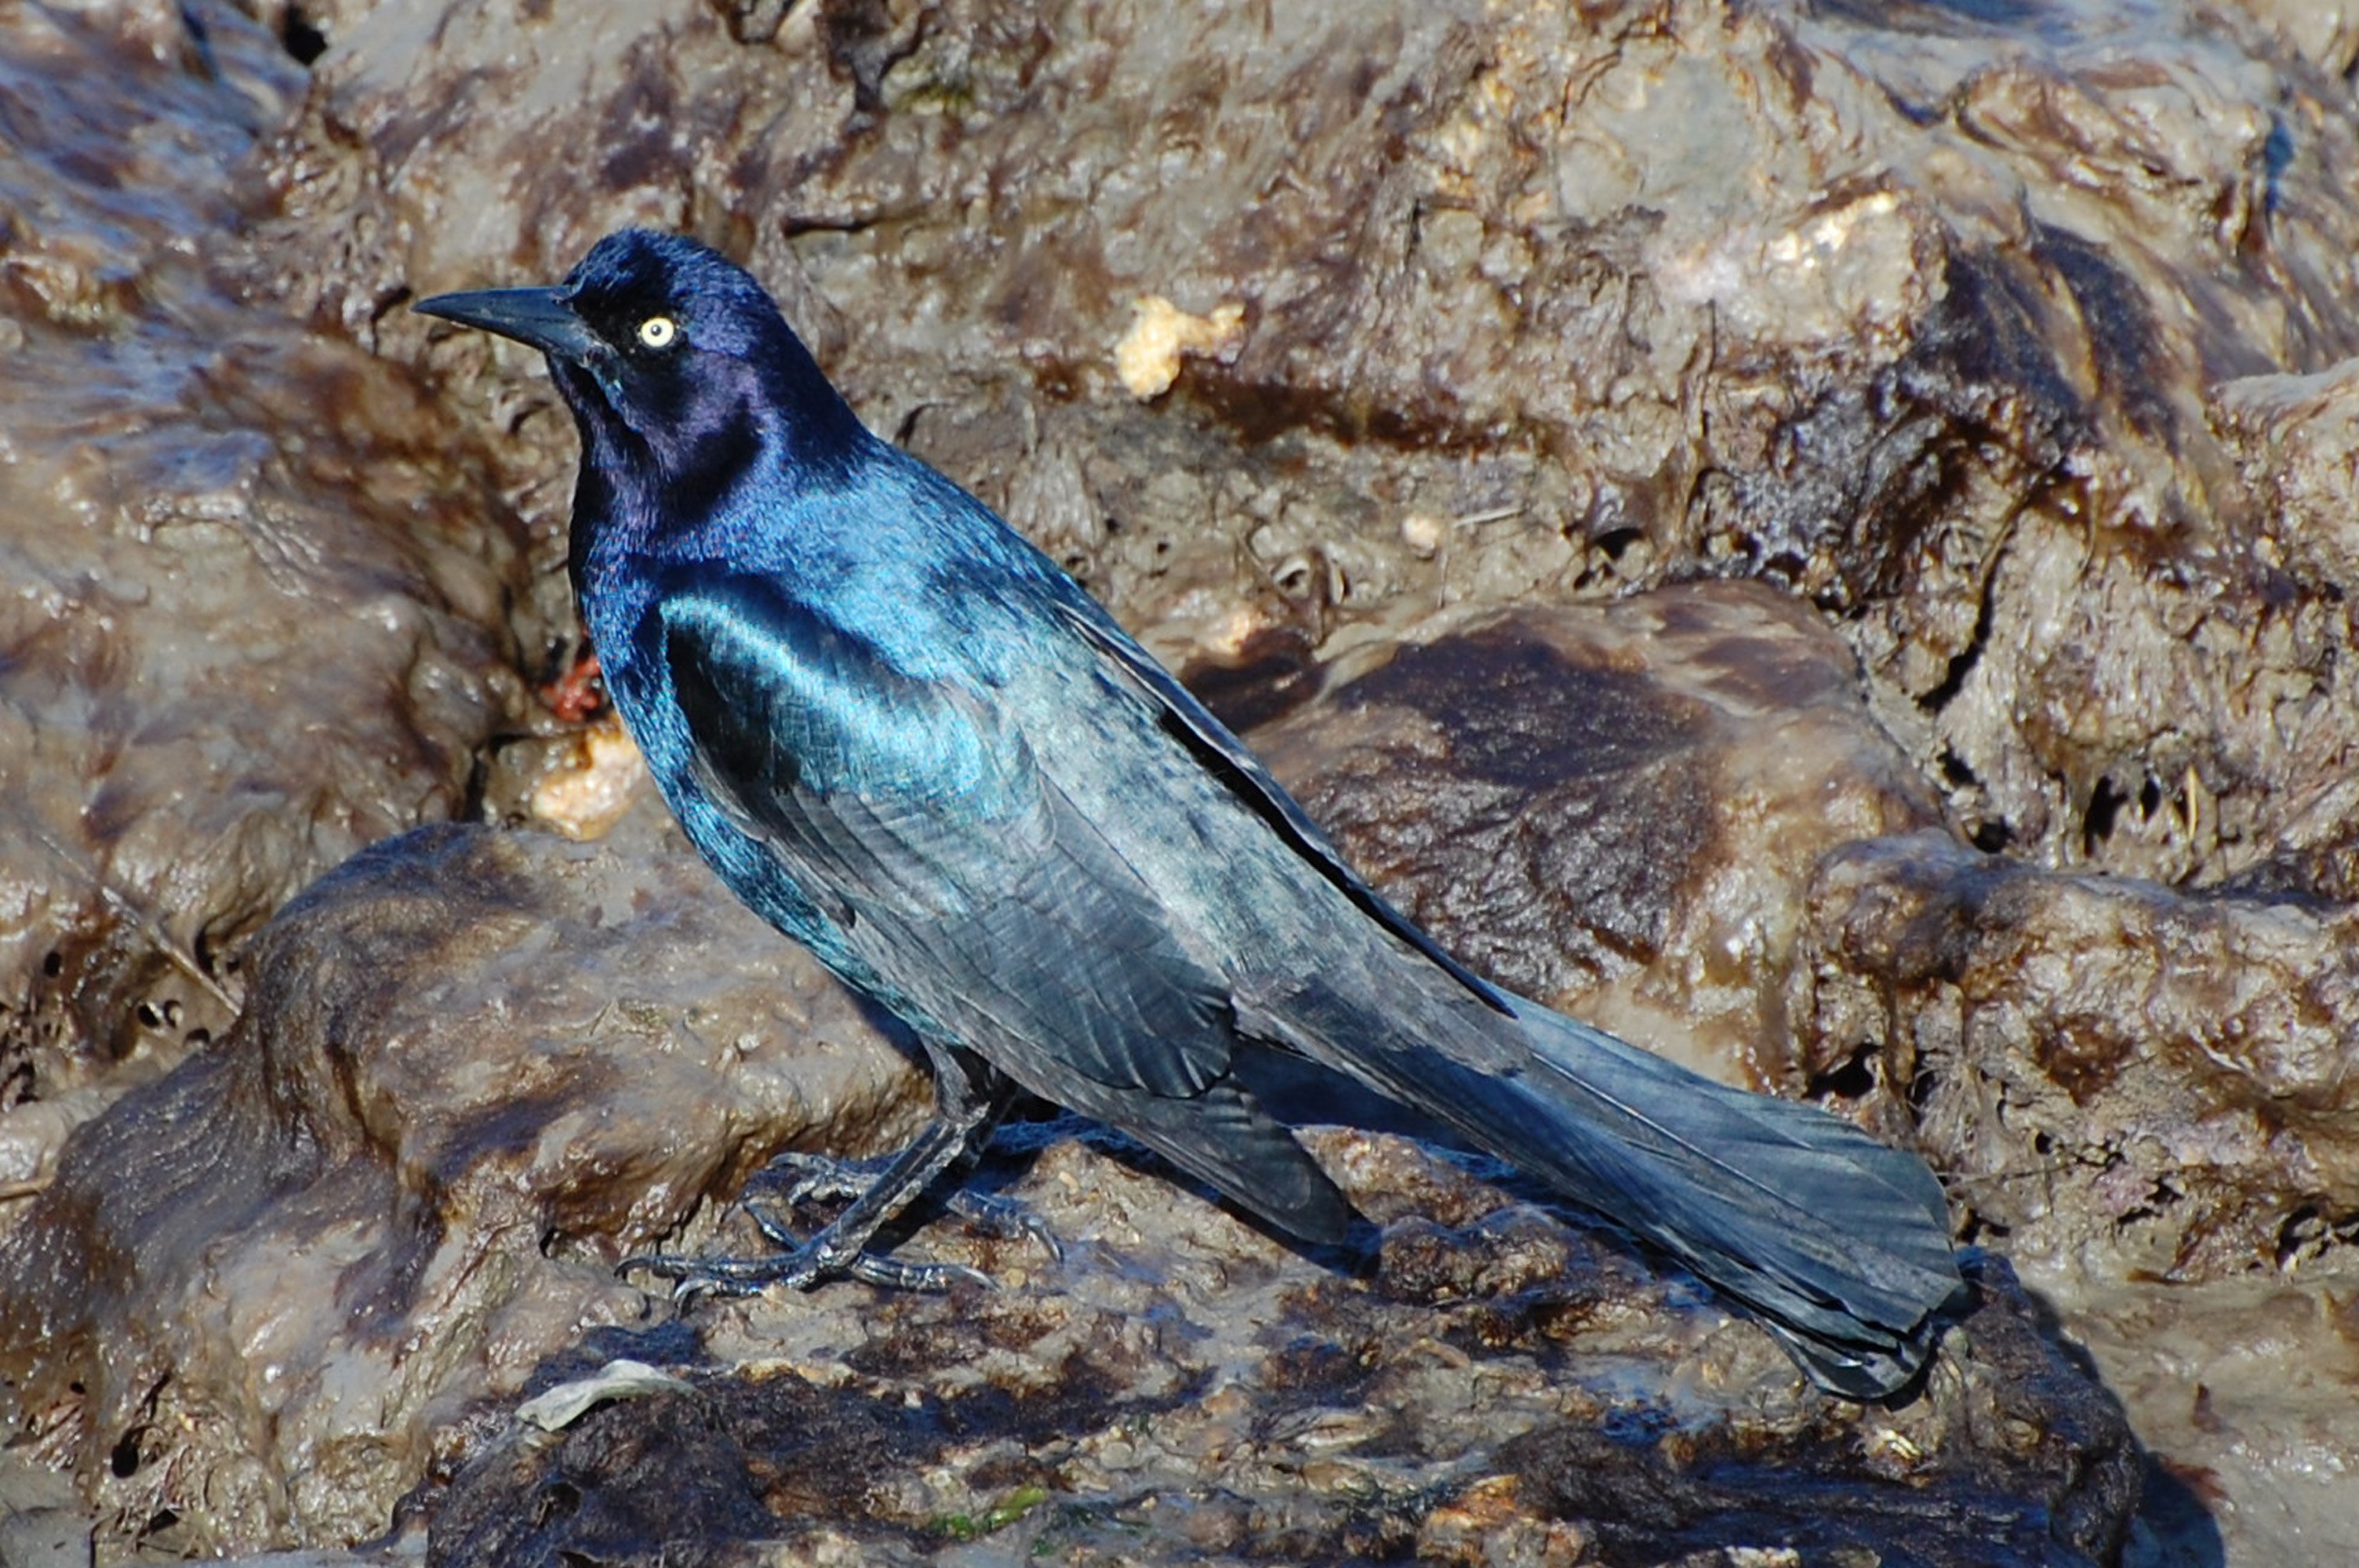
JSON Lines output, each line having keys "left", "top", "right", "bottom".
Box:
{"left": 637, "top": 315, "right": 678, "bottom": 349}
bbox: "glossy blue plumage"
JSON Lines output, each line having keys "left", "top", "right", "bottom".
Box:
{"left": 413, "top": 230, "right": 1963, "bottom": 1396}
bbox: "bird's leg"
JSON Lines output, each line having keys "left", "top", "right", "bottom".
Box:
{"left": 733, "top": 1118, "right": 998, "bottom": 1294}
{"left": 622, "top": 1106, "right": 987, "bottom": 1299}
{"left": 753, "top": 1146, "right": 1063, "bottom": 1263}
{"left": 620, "top": 1047, "right": 1047, "bottom": 1301}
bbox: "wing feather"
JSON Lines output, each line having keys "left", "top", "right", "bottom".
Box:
{"left": 1049, "top": 597, "right": 1510, "bottom": 1015}
{"left": 657, "top": 575, "right": 1234, "bottom": 1101}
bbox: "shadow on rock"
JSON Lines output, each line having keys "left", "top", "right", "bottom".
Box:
{"left": 398, "top": 1159, "right": 2149, "bottom": 1567}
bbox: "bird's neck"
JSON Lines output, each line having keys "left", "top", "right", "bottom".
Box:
{"left": 759, "top": 331, "right": 869, "bottom": 470}
{"left": 564, "top": 357, "right": 868, "bottom": 589}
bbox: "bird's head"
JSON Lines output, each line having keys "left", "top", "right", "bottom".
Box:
{"left": 414, "top": 230, "right": 864, "bottom": 520}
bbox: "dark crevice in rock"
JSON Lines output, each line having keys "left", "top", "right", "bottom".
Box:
{"left": 278, "top": 6, "right": 326, "bottom": 66}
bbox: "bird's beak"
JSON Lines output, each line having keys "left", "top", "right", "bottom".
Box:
{"left": 413, "top": 285, "right": 602, "bottom": 364}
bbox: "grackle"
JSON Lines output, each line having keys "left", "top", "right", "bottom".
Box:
{"left": 416, "top": 230, "right": 1961, "bottom": 1397}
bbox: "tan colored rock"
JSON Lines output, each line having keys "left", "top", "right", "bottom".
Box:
{"left": 1802, "top": 829, "right": 2359, "bottom": 1281}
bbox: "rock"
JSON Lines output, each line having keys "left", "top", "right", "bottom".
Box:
{"left": 1249, "top": 583, "right": 1939, "bottom": 1100}
{"left": 0, "top": 3, "right": 536, "bottom": 1180}
{"left": 402, "top": 1156, "right": 2131, "bottom": 1568}
{"left": 0, "top": 590, "right": 2154, "bottom": 1563}
{"left": 1801, "top": 829, "right": 2359, "bottom": 1281}
{"left": 2068, "top": 1273, "right": 2359, "bottom": 1565}
{"left": 0, "top": 816, "right": 928, "bottom": 1555}
{"left": 1496, "top": 1255, "right": 2140, "bottom": 1568}
{"left": 0, "top": 1452, "right": 90, "bottom": 1568}
{"left": 244, "top": 0, "right": 2359, "bottom": 902}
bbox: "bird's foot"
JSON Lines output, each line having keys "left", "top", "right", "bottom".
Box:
{"left": 754, "top": 1149, "right": 1063, "bottom": 1262}
{"left": 618, "top": 1232, "right": 987, "bottom": 1304}
{"left": 616, "top": 1147, "right": 1058, "bottom": 1305}
{"left": 748, "top": 1146, "right": 893, "bottom": 1207}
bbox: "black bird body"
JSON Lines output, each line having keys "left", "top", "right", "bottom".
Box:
{"left": 417, "top": 230, "right": 1961, "bottom": 1396}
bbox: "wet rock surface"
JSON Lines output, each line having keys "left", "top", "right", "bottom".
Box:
{"left": 0, "top": 815, "right": 927, "bottom": 1556}
{"left": 0, "top": 2, "right": 535, "bottom": 1192}
{"left": 405, "top": 1214, "right": 2129, "bottom": 1568}
{"left": 1798, "top": 832, "right": 2359, "bottom": 1563}
{"left": 4, "top": 0, "right": 2357, "bottom": 1562}
{"left": 1805, "top": 829, "right": 2359, "bottom": 1283}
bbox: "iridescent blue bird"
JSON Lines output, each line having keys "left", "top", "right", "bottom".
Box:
{"left": 416, "top": 230, "right": 1961, "bottom": 1396}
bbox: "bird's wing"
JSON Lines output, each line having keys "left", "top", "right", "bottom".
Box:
{"left": 1049, "top": 596, "right": 1510, "bottom": 1015}
{"left": 653, "top": 574, "right": 1234, "bottom": 1101}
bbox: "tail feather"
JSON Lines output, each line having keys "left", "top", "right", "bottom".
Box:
{"left": 1503, "top": 997, "right": 1960, "bottom": 1396}
{"left": 1238, "top": 974, "right": 1961, "bottom": 1396}
{"left": 1059, "top": 1068, "right": 1361, "bottom": 1247}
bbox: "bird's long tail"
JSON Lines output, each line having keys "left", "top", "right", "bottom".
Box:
{"left": 1244, "top": 973, "right": 1961, "bottom": 1396}
{"left": 1476, "top": 994, "right": 1961, "bottom": 1396}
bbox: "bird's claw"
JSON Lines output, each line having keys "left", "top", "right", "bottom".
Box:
{"left": 616, "top": 1171, "right": 1040, "bottom": 1305}
{"left": 749, "top": 1149, "right": 1064, "bottom": 1262}
{"left": 616, "top": 1246, "right": 825, "bottom": 1303}
{"left": 946, "top": 1187, "right": 1064, "bottom": 1263}
{"left": 617, "top": 1240, "right": 992, "bottom": 1301}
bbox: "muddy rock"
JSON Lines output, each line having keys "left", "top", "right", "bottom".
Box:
{"left": 251, "top": 0, "right": 2359, "bottom": 895}
{"left": 0, "top": 2, "right": 536, "bottom": 1179}
{"left": 0, "top": 815, "right": 928, "bottom": 1556}
{"left": 1249, "top": 583, "right": 1939, "bottom": 1101}
{"left": 0, "top": 807, "right": 2146, "bottom": 1565}
{"left": 1804, "top": 829, "right": 2359, "bottom": 1283}
{"left": 1796, "top": 828, "right": 2359, "bottom": 1555}
{"left": 402, "top": 1160, "right": 2130, "bottom": 1568}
